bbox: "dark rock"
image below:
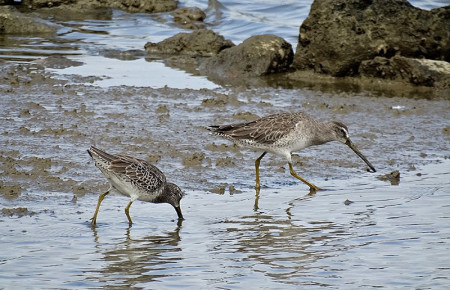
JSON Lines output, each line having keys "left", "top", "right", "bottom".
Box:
{"left": 144, "top": 29, "right": 234, "bottom": 57}
{"left": 360, "top": 57, "right": 398, "bottom": 80}
{"left": 293, "top": 0, "right": 450, "bottom": 77}
{"left": 344, "top": 199, "right": 354, "bottom": 205}
{"left": 378, "top": 170, "right": 401, "bottom": 185}
{"left": 199, "top": 34, "right": 293, "bottom": 78}
{"left": 33, "top": 55, "right": 84, "bottom": 69}
{"left": 173, "top": 7, "right": 205, "bottom": 21}
{"left": 21, "top": 0, "right": 73, "bottom": 8}
{"left": 31, "top": 5, "right": 113, "bottom": 21}
{"left": 0, "top": 5, "right": 61, "bottom": 34}
{"left": 109, "top": 0, "right": 177, "bottom": 13}
{"left": 20, "top": 0, "right": 176, "bottom": 13}
{"left": 360, "top": 55, "right": 450, "bottom": 88}
{"left": 103, "top": 49, "right": 147, "bottom": 61}
{"left": 172, "top": 7, "right": 206, "bottom": 29}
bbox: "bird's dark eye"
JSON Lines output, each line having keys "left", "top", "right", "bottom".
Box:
{"left": 340, "top": 128, "right": 347, "bottom": 136}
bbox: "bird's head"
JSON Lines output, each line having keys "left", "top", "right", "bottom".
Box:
{"left": 330, "top": 121, "right": 376, "bottom": 173}
{"left": 165, "top": 182, "right": 185, "bottom": 220}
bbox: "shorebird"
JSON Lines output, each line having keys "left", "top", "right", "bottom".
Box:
{"left": 87, "top": 146, "right": 184, "bottom": 225}
{"left": 209, "top": 111, "right": 376, "bottom": 191}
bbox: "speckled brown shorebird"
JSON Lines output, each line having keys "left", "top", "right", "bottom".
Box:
{"left": 209, "top": 111, "right": 376, "bottom": 191}
{"left": 87, "top": 146, "right": 184, "bottom": 225}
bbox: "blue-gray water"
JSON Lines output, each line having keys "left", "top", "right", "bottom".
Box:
{"left": 1, "top": 0, "right": 449, "bottom": 289}
{"left": 2, "top": 163, "right": 449, "bottom": 289}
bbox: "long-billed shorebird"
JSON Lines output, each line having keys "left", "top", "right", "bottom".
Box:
{"left": 87, "top": 146, "right": 184, "bottom": 225}
{"left": 209, "top": 111, "right": 376, "bottom": 191}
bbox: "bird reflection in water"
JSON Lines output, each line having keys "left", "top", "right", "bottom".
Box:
{"left": 88, "top": 219, "right": 183, "bottom": 286}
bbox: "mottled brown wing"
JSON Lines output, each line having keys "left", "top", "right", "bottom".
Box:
{"left": 212, "top": 112, "right": 307, "bottom": 144}
{"left": 109, "top": 154, "right": 166, "bottom": 192}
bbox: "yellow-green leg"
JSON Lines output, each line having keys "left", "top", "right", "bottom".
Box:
{"left": 253, "top": 189, "right": 260, "bottom": 211}
{"left": 125, "top": 200, "right": 133, "bottom": 225}
{"left": 255, "top": 152, "right": 267, "bottom": 189}
{"left": 288, "top": 162, "right": 321, "bottom": 191}
{"left": 91, "top": 191, "right": 110, "bottom": 225}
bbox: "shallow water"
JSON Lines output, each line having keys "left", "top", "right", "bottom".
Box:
{"left": 2, "top": 161, "right": 449, "bottom": 288}
{"left": 1, "top": 0, "right": 450, "bottom": 289}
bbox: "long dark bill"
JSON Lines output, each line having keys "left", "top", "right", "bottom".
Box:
{"left": 175, "top": 206, "right": 184, "bottom": 220}
{"left": 345, "top": 140, "right": 376, "bottom": 172}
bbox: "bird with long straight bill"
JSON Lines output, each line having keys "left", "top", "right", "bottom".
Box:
{"left": 87, "top": 146, "right": 184, "bottom": 226}
{"left": 209, "top": 111, "right": 376, "bottom": 192}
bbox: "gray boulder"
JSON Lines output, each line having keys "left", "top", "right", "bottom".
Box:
{"left": 20, "top": 0, "right": 72, "bottom": 8}
{"left": 108, "top": 0, "right": 177, "bottom": 13}
{"left": 360, "top": 56, "right": 450, "bottom": 88}
{"left": 20, "top": 0, "right": 177, "bottom": 13}
{"left": 172, "top": 7, "right": 206, "bottom": 29}
{"left": 144, "top": 29, "right": 234, "bottom": 57}
{"left": 293, "top": 0, "right": 450, "bottom": 77}
{"left": 200, "top": 34, "right": 293, "bottom": 78}
{"left": 0, "top": 5, "right": 61, "bottom": 34}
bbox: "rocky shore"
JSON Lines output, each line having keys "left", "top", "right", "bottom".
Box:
{"left": 1, "top": 0, "right": 449, "bottom": 94}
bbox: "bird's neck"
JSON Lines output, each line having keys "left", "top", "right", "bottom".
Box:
{"left": 312, "top": 122, "right": 335, "bottom": 145}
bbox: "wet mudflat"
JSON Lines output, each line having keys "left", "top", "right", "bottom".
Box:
{"left": 1, "top": 0, "right": 450, "bottom": 288}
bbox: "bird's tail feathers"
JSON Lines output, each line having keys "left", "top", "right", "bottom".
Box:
{"left": 87, "top": 146, "right": 117, "bottom": 163}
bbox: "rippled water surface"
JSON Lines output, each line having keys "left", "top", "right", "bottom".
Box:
{"left": 2, "top": 161, "right": 449, "bottom": 288}
{"left": 1, "top": 0, "right": 450, "bottom": 289}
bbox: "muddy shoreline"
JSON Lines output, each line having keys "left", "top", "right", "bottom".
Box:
{"left": 1, "top": 61, "right": 449, "bottom": 204}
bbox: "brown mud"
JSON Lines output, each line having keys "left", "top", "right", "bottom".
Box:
{"left": 1, "top": 61, "right": 449, "bottom": 206}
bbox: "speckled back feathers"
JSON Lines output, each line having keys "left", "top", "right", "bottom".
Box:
{"left": 208, "top": 111, "right": 316, "bottom": 145}
{"left": 87, "top": 146, "right": 184, "bottom": 205}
